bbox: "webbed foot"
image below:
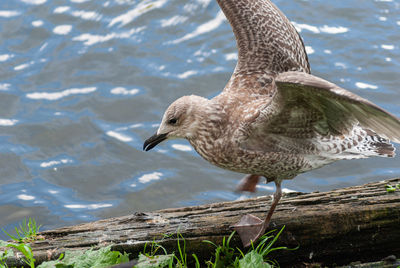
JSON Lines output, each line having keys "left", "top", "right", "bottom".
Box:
{"left": 236, "top": 174, "right": 260, "bottom": 193}
{"left": 233, "top": 180, "right": 283, "bottom": 247}
{"left": 232, "top": 214, "right": 266, "bottom": 247}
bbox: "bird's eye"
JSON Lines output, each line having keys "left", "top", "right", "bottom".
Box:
{"left": 168, "top": 118, "right": 177, "bottom": 125}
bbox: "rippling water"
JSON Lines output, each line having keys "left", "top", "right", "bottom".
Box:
{"left": 0, "top": 0, "right": 399, "bottom": 237}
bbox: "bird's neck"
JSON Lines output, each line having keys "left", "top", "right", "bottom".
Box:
{"left": 186, "top": 100, "right": 232, "bottom": 162}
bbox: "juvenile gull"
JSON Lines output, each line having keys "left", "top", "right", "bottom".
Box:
{"left": 143, "top": 0, "right": 400, "bottom": 247}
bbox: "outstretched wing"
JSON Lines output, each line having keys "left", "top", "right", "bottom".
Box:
{"left": 241, "top": 71, "right": 400, "bottom": 154}
{"left": 273, "top": 71, "right": 400, "bottom": 143}
{"left": 217, "top": 0, "right": 310, "bottom": 77}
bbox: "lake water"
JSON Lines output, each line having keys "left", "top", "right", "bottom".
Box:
{"left": 0, "top": 0, "right": 399, "bottom": 238}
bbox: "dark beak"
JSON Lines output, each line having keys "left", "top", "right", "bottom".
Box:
{"left": 143, "top": 133, "right": 168, "bottom": 151}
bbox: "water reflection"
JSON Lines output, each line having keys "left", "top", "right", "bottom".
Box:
{"left": 27, "top": 87, "right": 97, "bottom": 100}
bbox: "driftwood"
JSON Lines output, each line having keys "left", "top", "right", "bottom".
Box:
{"left": 3, "top": 178, "right": 400, "bottom": 267}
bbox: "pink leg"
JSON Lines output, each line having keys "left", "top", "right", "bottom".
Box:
{"left": 233, "top": 180, "right": 282, "bottom": 247}
{"left": 236, "top": 174, "right": 261, "bottom": 193}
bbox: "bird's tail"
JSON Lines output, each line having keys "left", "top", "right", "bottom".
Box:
{"left": 362, "top": 129, "right": 395, "bottom": 157}
{"left": 317, "top": 127, "right": 396, "bottom": 161}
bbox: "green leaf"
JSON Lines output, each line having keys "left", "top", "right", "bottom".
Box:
{"left": 239, "top": 251, "right": 271, "bottom": 268}
{"left": 259, "top": 225, "right": 285, "bottom": 257}
{"left": 136, "top": 253, "right": 174, "bottom": 268}
{"left": 38, "top": 246, "right": 130, "bottom": 268}
{"left": 386, "top": 185, "right": 396, "bottom": 193}
{"left": 202, "top": 240, "right": 217, "bottom": 248}
{"left": 0, "top": 242, "right": 14, "bottom": 268}
{"left": 192, "top": 253, "right": 200, "bottom": 268}
{"left": 7, "top": 243, "right": 35, "bottom": 268}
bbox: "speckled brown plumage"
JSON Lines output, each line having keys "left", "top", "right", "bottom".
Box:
{"left": 144, "top": 0, "right": 400, "bottom": 247}
{"left": 216, "top": 0, "right": 310, "bottom": 75}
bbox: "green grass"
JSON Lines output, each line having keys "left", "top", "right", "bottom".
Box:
{"left": 6, "top": 243, "right": 35, "bottom": 268}
{"left": 0, "top": 218, "right": 292, "bottom": 268}
{"left": 2, "top": 218, "right": 42, "bottom": 243}
{"left": 138, "top": 226, "right": 292, "bottom": 267}
{"left": 0, "top": 218, "right": 40, "bottom": 268}
{"left": 203, "top": 226, "right": 293, "bottom": 268}
{"left": 139, "top": 232, "right": 201, "bottom": 268}
{"left": 385, "top": 183, "right": 400, "bottom": 193}
{"left": 203, "top": 231, "right": 240, "bottom": 267}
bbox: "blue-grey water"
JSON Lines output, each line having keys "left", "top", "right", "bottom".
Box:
{"left": 0, "top": 0, "right": 399, "bottom": 238}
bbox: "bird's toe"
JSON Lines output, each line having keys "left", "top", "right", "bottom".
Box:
{"left": 232, "top": 214, "right": 265, "bottom": 247}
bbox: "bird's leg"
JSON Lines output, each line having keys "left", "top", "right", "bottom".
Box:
{"left": 236, "top": 174, "right": 260, "bottom": 193}
{"left": 233, "top": 180, "right": 282, "bottom": 247}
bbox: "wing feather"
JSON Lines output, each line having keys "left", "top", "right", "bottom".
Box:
{"left": 216, "top": 0, "right": 310, "bottom": 76}
{"left": 274, "top": 71, "right": 400, "bottom": 143}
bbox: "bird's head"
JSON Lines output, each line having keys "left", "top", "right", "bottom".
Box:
{"left": 143, "top": 95, "right": 208, "bottom": 151}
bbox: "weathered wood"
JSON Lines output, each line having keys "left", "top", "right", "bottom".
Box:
{"left": 3, "top": 178, "right": 400, "bottom": 267}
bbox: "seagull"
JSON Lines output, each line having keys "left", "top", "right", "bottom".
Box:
{"left": 143, "top": 0, "right": 400, "bottom": 247}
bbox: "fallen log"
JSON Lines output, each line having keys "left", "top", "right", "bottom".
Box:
{"left": 3, "top": 178, "right": 400, "bottom": 267}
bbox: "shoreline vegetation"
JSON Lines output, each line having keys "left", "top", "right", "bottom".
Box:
{"left": 0, "top": 223, "right": 299, "bottom": 267}
{"left": 1, "top": 178, "right": 399, "bottom": 267}
{"left": 1, "top": 224, "right": 398, "bottom": 268}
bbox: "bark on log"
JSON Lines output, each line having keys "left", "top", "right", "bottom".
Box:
{"left": 3, "top": 178, "right": 400, "bottom": 267}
